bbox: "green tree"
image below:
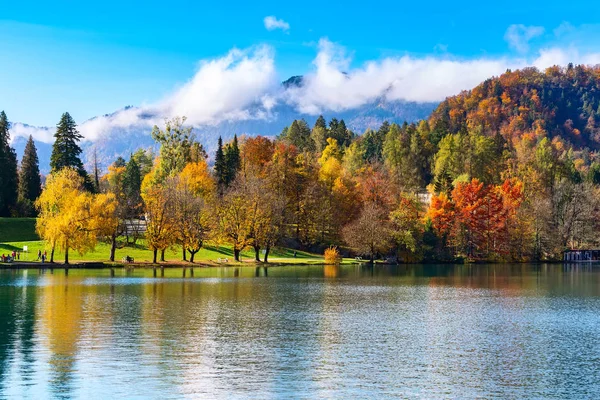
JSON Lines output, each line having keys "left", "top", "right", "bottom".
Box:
{"left": 50, "top": 112, "right": 92, "bottom": 191}
{"left": 131, "top": 148, "right": 154, "bottom": 177}
{"left": 214, "top": 136, "right": 227, "bottom": 191}
{"left": 314, "top": 115, "right": 327, "bottom": 130}
{"left": 17, "top": 135, "right": 42, "bottom": 216}
{"left": 0, "top": 111, "right": 18, "bottom": 216}
{"left": 123, "top": 156, "right": 143, "bottom": 216}
{"left": 151, "top": 116, "right": 194, "bottom": 177}
{"left": 282, "top": 120, "right": 313, "bottom": 151}
{"left": 224, "top": 135, "right": 241, "bottom": 185}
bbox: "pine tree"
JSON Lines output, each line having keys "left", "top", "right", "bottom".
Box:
{"left": 215, "top": 136, "right": 227, "bottom": 191}
{"left": 224, "top": 134, "right": 241, "bottom": 185}
{"left": 50, "top": 112, "right": 92, "bottom": 190}
{"left": 284, "top": 120, "right": 313, "bottom": 151}
{"left": 17, "top": 135, "right": 42, "bottom": 215}
{"left": 314, "top": 115, "right": 327, "bottom": 130}
{"left": 123, "top": 156, "right": 142, "bottom": 216}
{"left": 0, "top": 111, "right": 18, "bottom": 216}
{"left": 92, "top": 148, "right": 101, "bottom": 191}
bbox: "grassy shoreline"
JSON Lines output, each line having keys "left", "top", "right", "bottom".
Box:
{"left": 0, "top": 217, "right": 350, "bottom": 267}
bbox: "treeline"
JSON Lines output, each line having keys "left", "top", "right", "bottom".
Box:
{"left": 0, "top": 111, "right": 41, "bottom": 217}
{"left": 19, "top": 64, "right": 600, "bottom": 263}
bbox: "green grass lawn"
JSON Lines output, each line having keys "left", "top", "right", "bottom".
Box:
{"left": 0, "top": 239, "right": 335, "bottom": 265}
{"left": 0, "top": 218, "right": 39, "bottom": 242}
{"left": 0, "top": 217, "right": 348, "bottom": 265}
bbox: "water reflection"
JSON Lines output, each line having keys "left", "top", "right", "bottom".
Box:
{"left": 0, "top": 264, "right": 598, "bottom": 398}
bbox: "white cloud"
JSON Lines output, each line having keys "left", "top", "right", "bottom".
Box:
{"left": 263, "top": 16, "right": 290, "bottom": 32}
{"left": 10, "top": 123, "right": 55, "bottom": 143}
{"left": 284, "top": 38, "right": 519, "bottom": 113}
{"left": 162, "top": 45, "right": 277, "bottom": 125}
{"left": 10, "top": 35, "right": 600, "bottom": 144}
{"left": 505, "top": 24, "right": 545, "bottom": 53}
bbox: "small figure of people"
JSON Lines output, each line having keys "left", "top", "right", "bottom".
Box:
{"left": 16, "top": 251, "right": 20, "bottom": 260}
{"left": 41, "top": 254, "right": 46, "bottom": 264}
{"left": 37, "top": 250, "right": 42, "bottom": 260}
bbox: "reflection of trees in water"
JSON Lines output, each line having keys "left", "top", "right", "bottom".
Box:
{"left": 0, "top": 271, "right": 38, "bottom": 393}
{"left": 38, "top": 272, "right": 83, "bottom": 398}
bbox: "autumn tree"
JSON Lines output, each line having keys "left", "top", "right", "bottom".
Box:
{"left": 170, "top": 160, "right": 215, "bottom": 262}
{"left": 103, "top": 159, "right": 128, "bottom": 261}
{"left": 390, "top": 194, "right": 424, "bottom": 261}
{"left": 141, "top": 180, "right": 175, "bottom": 264}
{"left": 342, "top": 202, "right": 393, "bottom": 264}
{"left": 36, "top": 168, "right": 117, "bottom": 264}
{"left": 216, "top": 179, "right": 255, "bottom": 261}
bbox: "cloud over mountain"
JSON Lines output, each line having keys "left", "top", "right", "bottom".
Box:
{"left": 12, "top": 36, "right": 600, "bottom": 145}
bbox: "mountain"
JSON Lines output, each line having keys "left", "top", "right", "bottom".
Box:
{"left": 12, "top": 76, "right": 438, "bottom": 173}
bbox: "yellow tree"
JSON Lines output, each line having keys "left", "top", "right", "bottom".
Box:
{"left": 36, "top": 168, "right": 117, "bottom": 264}
{"left": 103, "top": 160, "right": 128, "bottom": 261}
{"left": 216, "top": 179, "right": 255, "bottom": 262}
{"left": 170, "top": 161, "right": 215, "bottom": 262}
{"left": 141, "top": 183, "right": 174, "bottom": 264}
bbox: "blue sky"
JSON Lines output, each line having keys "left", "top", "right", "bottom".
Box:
{"left": 2, "top": 0, "right": 600, "bottom": 130}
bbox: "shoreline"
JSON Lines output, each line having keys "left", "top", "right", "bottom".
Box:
{"left": 0, "top": 260, "right": 580, "bottom": 270}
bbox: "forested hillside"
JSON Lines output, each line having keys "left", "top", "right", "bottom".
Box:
{"left": 430, "top": 64, "right": 600, "bottom": 149}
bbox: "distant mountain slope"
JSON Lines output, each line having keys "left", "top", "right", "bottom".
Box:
{"left": 428, "top": 65, "right": 600, "bottom": 149}
{"left": 13, "top": 96, "right": 437, "bottom": 174}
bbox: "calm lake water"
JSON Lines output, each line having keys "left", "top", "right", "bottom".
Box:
{"left": 0, "top": 264, "right": 599, "bottom": 399}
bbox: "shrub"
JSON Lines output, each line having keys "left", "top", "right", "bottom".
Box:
{"left": 324, "top": 246, "right": 341, "bottom": 264}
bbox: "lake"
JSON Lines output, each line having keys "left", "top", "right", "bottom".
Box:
{"left": 0, "top": 264, "right": 599, "bottom": 399}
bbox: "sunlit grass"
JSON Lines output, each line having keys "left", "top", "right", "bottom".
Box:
{"left": 0, "top": 239, "right": 359, "bottom": 266}
{"left": 0, "top": 217, "right": 357, "bottom": 266}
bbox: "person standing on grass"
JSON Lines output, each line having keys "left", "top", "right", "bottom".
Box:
{"left": 37, "top": 250, "right": 41, "bottom": 260}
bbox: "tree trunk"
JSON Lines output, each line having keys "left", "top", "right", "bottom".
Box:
{"left": 65, "top": 247, "right": 69, "bottom": 265}
{"left": 153, "top": 249, "right": 158, "bottom": 264}
{"left": 369, "top": 252, "right": 374, "bottom": 265}
{"left": 264, "top": 245, "right": 270, "bottom": 263}
{"left": 50, "top": 243, "right": 55, "bottom": 263}
{"left": 234, "top": 248, "right": 240, "bottom": 262}
{"left": 254, "top": 245, "right": 261, "bottom": 262}
{"left": 182, "top": 246, "right": 187, "bottom": 261}
{"left": 160, "top": 249, "right": 165, "bottom": 262}
{"left": 110, "top": 234, "right": 117, "bottom": 262}
{"left": 189, "top": 250, "right": 197, "bottom": 263}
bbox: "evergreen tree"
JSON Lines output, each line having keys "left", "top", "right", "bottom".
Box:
{"left": 0, "top": 111, "right": 18, "bottom": 216}
{"left": 284, "top": 119, "right": 313, "bottom": 151}
{"left": 123, "top": 156, "right": 142, "bottom": 216}
{"left": 50, "top": 112, "right": 92, "bottom": 190}
{"left": 215, "top": 136, "right": 227, "bottom": 191}
{"left": 17, "top": 135, "right": 42, "bottom": 215}
{"left": 314, "top": 115, "right": 327, "bottom": 130}
{"left": 92, "top": 148, "right": 101, "bottom": 191}
{"left": 224, "top": 135, "right": 241, "bottom": 185}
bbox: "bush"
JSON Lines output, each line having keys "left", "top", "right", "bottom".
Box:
{"left": 324, "top": 246, "right": 341, "bottom": 264}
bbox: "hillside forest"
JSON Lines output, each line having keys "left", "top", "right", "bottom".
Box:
{"left": 3, "top": 64, "right": 600, "bottom": 263}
